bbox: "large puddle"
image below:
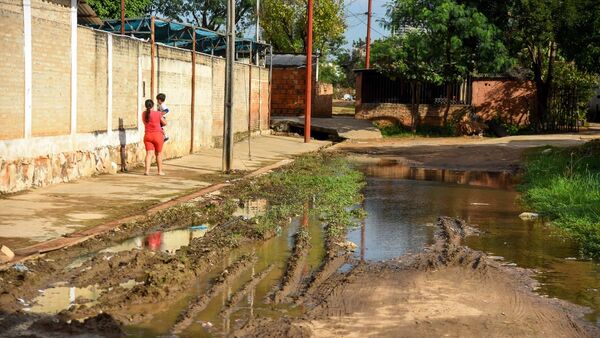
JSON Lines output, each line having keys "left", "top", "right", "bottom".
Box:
{"left": 124, "top": 213, "right": 325, "bottom": 337}
{"left": 22, "top": 162, "right": 600, "bottom": 332}
{"left": 349, "top": 160, "right": 600, "bottom": 325}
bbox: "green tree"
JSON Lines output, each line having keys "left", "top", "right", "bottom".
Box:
{"left": 260, "top": 0, "right": 345, "bottom": 55}
{"left": 88, "top": 0, "right": 152, "bottom": 19}
{"left": 457, "top": 0, "right": 599, "bottom": 129}
{"left": 372, "top": 31, "right": 443, "bottom": 132}
{"left": 555, "top": 0, "right": 600, "bottom": 75}
{"left": 151, "top": 0, "right": 256, "bottom": 31}
{"left": 386, "top": 0, "right": 510, "bottom": 125}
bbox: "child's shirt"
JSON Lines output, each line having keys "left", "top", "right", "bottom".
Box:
{"left": 158, "top": 103, "right": 170, "bottom": 117}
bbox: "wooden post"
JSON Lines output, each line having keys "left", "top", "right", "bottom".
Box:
{"left": 150, "top": 16, "right": 156, "bottom": 99}
{"left": 190, "top": 28, "right": 196, "bottom": 154}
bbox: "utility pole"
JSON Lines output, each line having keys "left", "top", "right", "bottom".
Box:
{"left": 120, "top": 0, "right": 125, "bottom": 35}
{"left": 365, "top": 0, "right": 372, "bottom": 68}
{"left": 304, "top": 0, "right": 314, "bottom": 143}
{"left": 222, "top": 0, "right": 235, "bottom": 173}
{"left": 255, "top": 0, "right": 260, "bottom": 65}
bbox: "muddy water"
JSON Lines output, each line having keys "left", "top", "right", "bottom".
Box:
{"left": 125, "top": 214, "right": 325, "bottom": 337}
{"left": 350, "top": 161, "right": 600, "bottom": 325}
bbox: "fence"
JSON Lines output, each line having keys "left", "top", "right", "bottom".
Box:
{"left": 542, "top": 88, "right": 580, "bottom": 132}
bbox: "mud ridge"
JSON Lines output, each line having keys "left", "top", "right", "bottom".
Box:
{"left": 220, "top": 264, "right": 275, "bottom": 319}
{"left": 271, "top": 229, "right": 312, "bottom": 304}
{"left": 235, "top": 217, "right": 599, "bottom": 338}
{"left": 170, "top": 254, "right": 257, "bottom": 335}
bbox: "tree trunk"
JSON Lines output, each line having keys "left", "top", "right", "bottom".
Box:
{"left": 443, "top": 28, "right": 452, "bottom": 126}
{"left": 410, "top": 81, "right": 420, "bottom": 133}
{"left": 530, "top": 42, "right": 556, "bottom": 132}
{"left": 443, "top": 83, "right": 452, "bottom": 126}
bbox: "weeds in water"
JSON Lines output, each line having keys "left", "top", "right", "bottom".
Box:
{"left": 521, "top": 140, "right": 600, "bottom": 258}
{"left": 231, "top": 152, "right": 366, "bottom": 240}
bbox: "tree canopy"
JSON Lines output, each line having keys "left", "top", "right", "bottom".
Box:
{"left": 372, "top": 30, "right": 443, "bottom": 132}
{"left": 150, "top": 0, "right": 256, "bottom": 32}
{"left": 260, "top": 0, "right": 345, "bottom": 55}
{"left": 381, "top": 0, "right": 509, "bottom": 125}
{"left": 88, "top": 0, "right": 152, "bottom": 19}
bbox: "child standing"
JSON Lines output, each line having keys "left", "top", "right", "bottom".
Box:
{"left": 156, "top": 93, "right": 170, "bottom": 142}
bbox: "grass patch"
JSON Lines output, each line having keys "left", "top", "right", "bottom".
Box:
{"left": 521, "top": 140, "right": 600, "bottom": 258}
{"left": 232, "top": 152, "right": 366, "bottom": 239}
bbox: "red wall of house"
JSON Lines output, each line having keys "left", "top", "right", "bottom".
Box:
{"left": 471, "top": 79, "right": 535, "bottom": 125}
{"left": 270, "top": 67, "right": 332, "bottom": 117}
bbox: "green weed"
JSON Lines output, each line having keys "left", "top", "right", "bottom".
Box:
{"left": 231, "top": 152, "right": 366, "bottom": 239}
{"left": 521, "top": 140, "right": 600, "bottom": 258}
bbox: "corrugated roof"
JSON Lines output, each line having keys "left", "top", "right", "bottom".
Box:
{"left": 78, "top": 1, "right": 102, "bottom": 26}
{"left": 267, "top": 54, "right": 318, "bottom": 67}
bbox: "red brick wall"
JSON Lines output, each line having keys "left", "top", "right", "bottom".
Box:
{"left": 314, "top": 83, "right": 333, "bottom": 118}
{"left": 356, "top": 103, "right": 470, "bottom": 127}
{"left": 271, "top": 68, "right": 306, "bottom": 116}
{"left": 271, "top": 67, "right": 332, "bottom": 117}
{"left": 471, "top": 79, "right": 535, "bottom": 125}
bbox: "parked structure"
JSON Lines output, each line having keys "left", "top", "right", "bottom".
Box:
{"left": 0, "top": 0, "right": 271, "bottom": 194}
{"left": 354, "top": 69, "right": 535, "bottom": 126}
{"left": 268, "top": 54, "right": 333, "bottom": 118}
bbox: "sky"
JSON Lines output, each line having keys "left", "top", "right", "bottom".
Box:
{"left": 344, "top": 0, "right": 390, "bottom": 49}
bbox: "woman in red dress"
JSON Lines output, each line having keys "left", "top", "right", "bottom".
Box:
{"left": 142, "top": 99, "right": 167, "bottom": 176}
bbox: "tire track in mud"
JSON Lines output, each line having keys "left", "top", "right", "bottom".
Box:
{"left": 236, "top": 217, "right": 599, "bottom": 338}
{"left": 271, "top": 229, "right": 312, "bottom": 304}
{"left": 170, "top": 254, "right": 257, "bottom": 335}
{"left": 219, "top": 264, "right": 275, "bottom": 318}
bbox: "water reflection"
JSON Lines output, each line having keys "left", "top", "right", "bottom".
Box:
{"left": 352, "top": 160, "right": 600, "bottom": 325}
{"left": 362, "top": 162, "right": 517, "bottom": 190}
{"left": 102, "top": 227, "right": 209, "bottom": 254}
{"left": 28, "top": 283, "right": 101, "bottom": 314}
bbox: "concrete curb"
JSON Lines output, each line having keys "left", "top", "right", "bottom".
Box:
{"left": 1, "top": 158, "right": 298, "bottom": 270}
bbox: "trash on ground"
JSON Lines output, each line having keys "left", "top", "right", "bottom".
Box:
{"left": 519, "top": 212, "right": 539, "bottom": 220}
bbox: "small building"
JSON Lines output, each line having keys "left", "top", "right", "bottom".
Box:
{"left": 267, "top": 54, "right": 332, "bottom": 118}
{"left": 354, "top": 69, "right": 535, "bottom": 127}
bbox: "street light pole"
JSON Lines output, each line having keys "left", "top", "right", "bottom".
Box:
{"left": 304, "top": 0, "right": 314, "bottom": 143}
{"left": 222, "top": 0, "right": 235, "bottom": 172}
{"left": 365, "top": 0, "right": 372, "bottom": 69}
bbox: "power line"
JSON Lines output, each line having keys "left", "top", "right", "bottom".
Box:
{"left": 344, "top": 9, "right": 388, "bottom": 38}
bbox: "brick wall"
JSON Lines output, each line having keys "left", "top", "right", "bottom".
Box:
{"left": 355, "top": 73, "right": 535, "bottom": 127}
{"left": 0, "top": 0, "right": 25, "bottom": 140}
{"left": 314, "top": 83, "right": 333, "bottom": 118}
{"left": 31, "top": 0, "right": 71, "bottom": 137}
{"left": 0, "top": 0, "right": 271, "bottom": 193}
{"left": 357, "top": 103, "right": 470, "bottom": 127}
{"left": 112, "top": 35, "right": 139, "bottom": 129}
{"left": 271, "top": 68, "right": 306, "bottom": 116}
{"left": 472, "top": 79, "right": 534, "bottom": 125}
{"left": 271, "top": 67, "right": 332, "bottom": 117}
{"left": 77, "top": 27, "right": 107, "bottom": 133}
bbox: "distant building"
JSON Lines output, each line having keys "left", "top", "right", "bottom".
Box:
{"left": 267, "top": 54, "right": 332, "bottom": 118}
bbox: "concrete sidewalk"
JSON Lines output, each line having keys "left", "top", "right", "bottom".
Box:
{"left": 0, "top": 135, "right": 329, "bottom": 250}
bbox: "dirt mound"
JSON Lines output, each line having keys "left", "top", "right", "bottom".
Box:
{"left": 236, "top": 217, "right": 597, "bottom": 338}
{"left": 0, "top": 312, "right": 123, "bottom": 338}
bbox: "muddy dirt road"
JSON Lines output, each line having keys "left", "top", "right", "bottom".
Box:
{"left": 1, "top": 150, "right": 598, "bottom": 337}
{"left": 243, "top": 218, "right": 596, "bottom": 338}
{"left": 334, "top": 135, "right": 591, "bottom": 172}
